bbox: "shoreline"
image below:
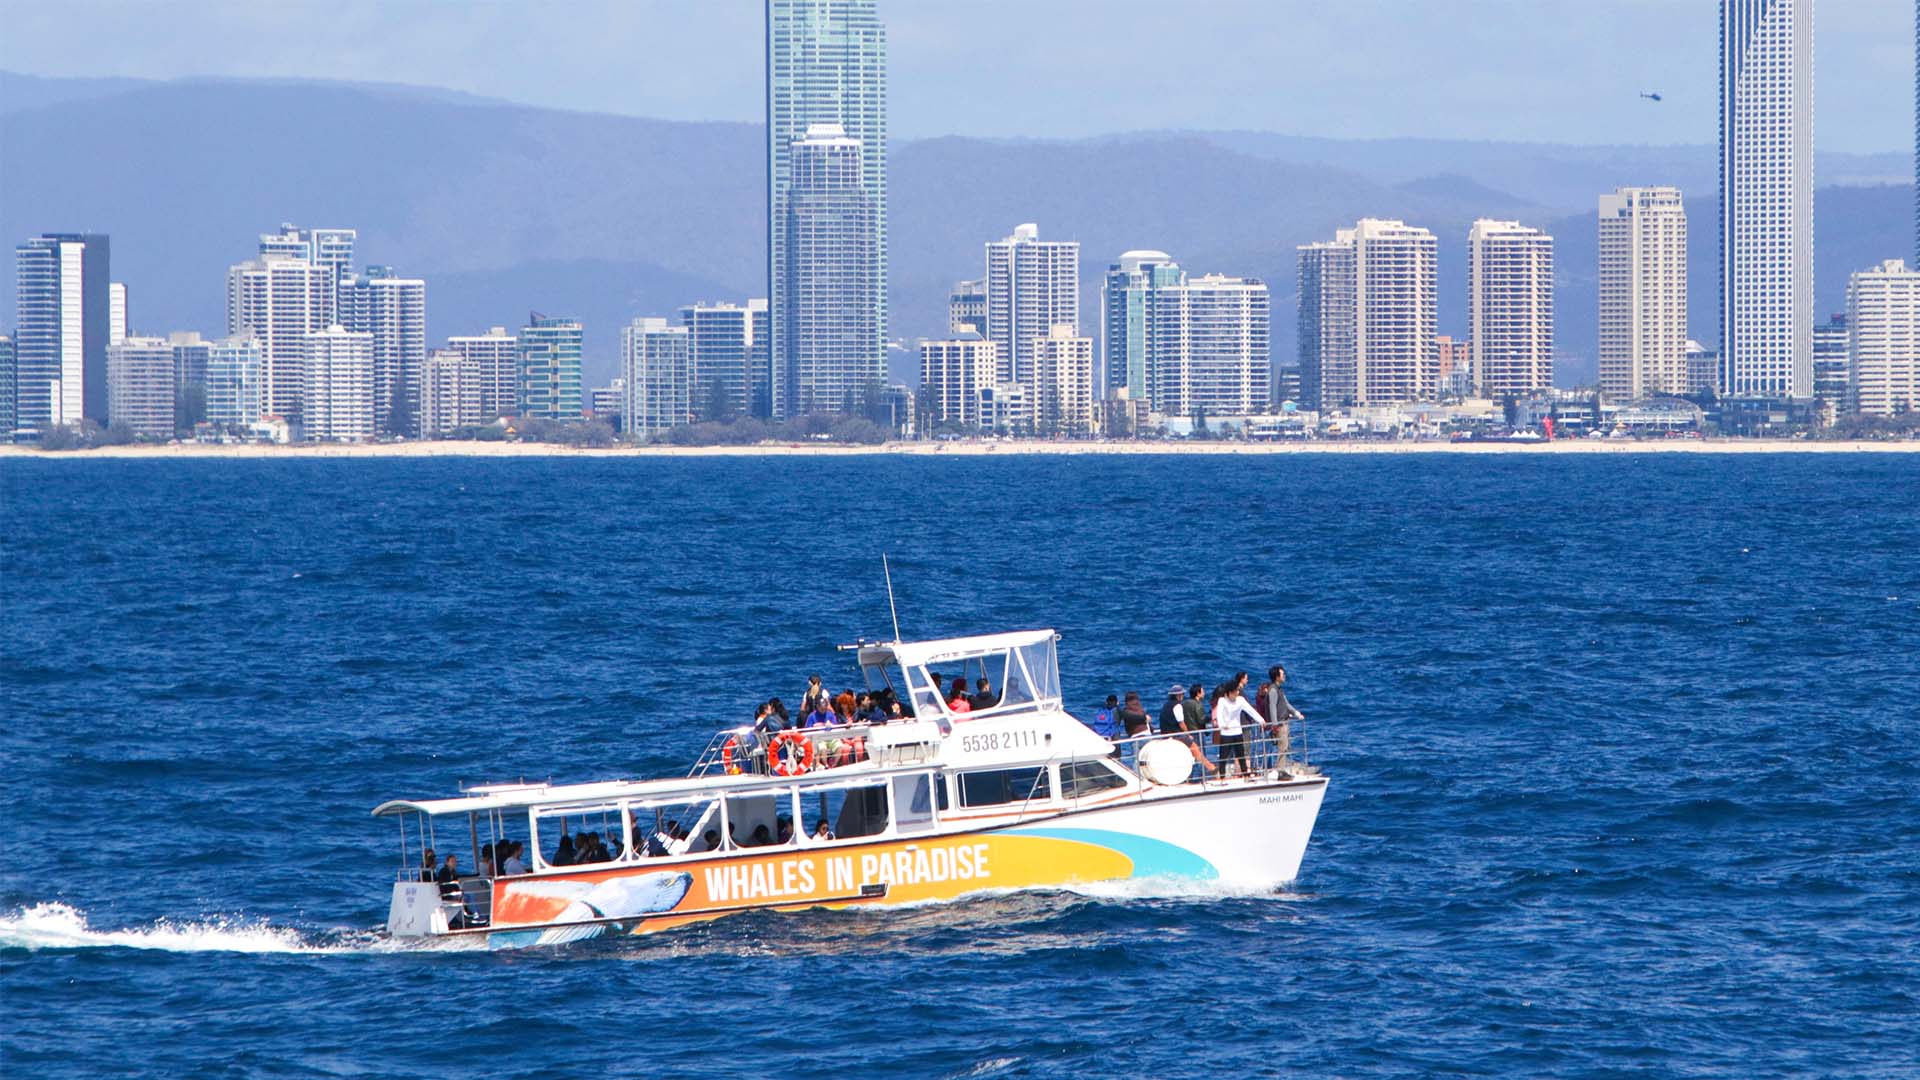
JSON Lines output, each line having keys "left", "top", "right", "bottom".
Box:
{"left": 3, "top": 438, "right": 1917, "bottom": 459}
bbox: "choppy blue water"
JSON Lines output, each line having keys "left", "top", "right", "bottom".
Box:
{"left": 2, "top": 453, "right": 1917, "bottom": 1078}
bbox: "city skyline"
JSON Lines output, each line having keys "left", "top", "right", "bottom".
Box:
{"left": 5, "top": 1, "right": 1916, "bottom": 443}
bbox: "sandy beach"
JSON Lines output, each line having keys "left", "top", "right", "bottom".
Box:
{"left": 4, "top": 438, "right": 1916, "bottom": 460}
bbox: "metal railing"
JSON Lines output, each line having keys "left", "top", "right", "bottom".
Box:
{"left": 1104, "top": 716, "right": 1313, "bottom": 787}
{"left": 688, "top": 723, "right": 879, "bottom": 778}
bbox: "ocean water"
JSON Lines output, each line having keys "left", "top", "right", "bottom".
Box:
{"left": 2, "top": 453, "right": 1917, "bottom": 1078}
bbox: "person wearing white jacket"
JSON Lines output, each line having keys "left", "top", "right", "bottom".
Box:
{"left": 1212, "top": 680, "right": 1263, "bottom": 777}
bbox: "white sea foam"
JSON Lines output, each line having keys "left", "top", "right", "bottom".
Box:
{"left": 0, "top": 902, "right": 358, "bottom": 955}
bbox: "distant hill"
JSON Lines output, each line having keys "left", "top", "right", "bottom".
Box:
{"left": 2, "top": 73, "right": 1910, "bottom": 388}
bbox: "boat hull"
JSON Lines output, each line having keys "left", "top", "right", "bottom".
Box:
{"left": 481, "top": 777, "right": 1326, "bottom": 949}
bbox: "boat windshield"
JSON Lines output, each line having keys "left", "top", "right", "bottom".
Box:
{"left": 866, "top": 636, "right": 1061, "bottom": 718}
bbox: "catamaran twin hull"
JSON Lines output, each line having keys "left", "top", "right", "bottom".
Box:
{"left": 390, "top": 779, "right": 1326, "bottom": 949}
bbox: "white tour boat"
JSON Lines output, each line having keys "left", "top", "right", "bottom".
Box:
{"left": 373, "top": 629, "right": 1327, "bottom": 948}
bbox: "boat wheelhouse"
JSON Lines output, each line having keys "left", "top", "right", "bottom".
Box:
{"left": 374, "top": 629, "right": 1326, "bottom": 948}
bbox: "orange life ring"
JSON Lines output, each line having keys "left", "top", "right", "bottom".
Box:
{"left": 769, "top": 730, "right": 816, "bottom": 776}
{"left": 721, "top": 735, "right": 743, "bottom": 775}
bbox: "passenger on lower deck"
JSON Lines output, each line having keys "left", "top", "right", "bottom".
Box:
{"left": 500, "top": 841, "right": 527, "bottom": 876}
{"left": 812, "top": 820, "right": 834, "bottom": 841}
{"left": 420, "top": 848, "right": 437, "bottom": 882}
{"left": 434, "top": 854, "right": 462, "bottom": 898}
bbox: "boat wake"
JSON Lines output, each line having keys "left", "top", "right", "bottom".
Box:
{"left": 0, "top": 902, "right": 481, "bottom": 956}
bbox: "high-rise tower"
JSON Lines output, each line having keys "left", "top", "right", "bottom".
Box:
{"left": 984, "top": 224, "right": 1080, "bottom": 390}
{"left": 1599, "top": 188, "right": 1692, "bottom": 400}
{"left": 14, "top": 232, "right": 111, "bottom": 431}
{"left": 781, "top": 123, "right": 882, "bottom": 415}
{"left": 1467, "top": 220, "right": 1555, "bottom": 399}
{"left": 1720, "top": 0, "right": 1813, "bottom": 398}
{"left": 767, "top": 0, "right": 887, "bottom": 419}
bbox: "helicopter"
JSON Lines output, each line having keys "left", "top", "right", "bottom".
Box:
{"left": 1639, "top": 91, "right": 1664, "bottom": 102}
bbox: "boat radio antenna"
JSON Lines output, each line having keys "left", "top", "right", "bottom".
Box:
{"left": 883, "top": 553, "right": 902, "bottom": 643}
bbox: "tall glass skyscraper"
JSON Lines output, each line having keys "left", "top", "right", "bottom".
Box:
{"left": 15, "top": 232, "right": 111, "bottom": 431}
{"left": 1102, "top": 250, "right": 1182, "bottom": 401}
{"left": 1719, "top": 0, "right": 1813, "bottom": 398}
{"left": 767, "top": 0, "right": 887, "bottom": 419}
{"left": 782, "top": 124, "right": 881, "bottom": 415}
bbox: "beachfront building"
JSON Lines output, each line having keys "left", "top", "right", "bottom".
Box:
{"left": 227, "top": 254, "right": 335, "bottom": 425}
{"left": 985, "top": 223, "right": 1080, "bottom": 388}
{"left": 1101, "top": 250, "right": 1183, "bottom": 402}
{"left": 446, "top": 327, "right": 518, "bottom": 421}
{"left": 919, "top": 333, "right": 997, "bottom": 429}
{"left": 1846, "top": 260, "right": 1920, "bottom": 416}
{"left": 1812, "top": 313, "right": 1851, "bottom": 417}
{"left": 1467, "top": 219, "right": 1555, "bottom": 398}
{"left": 515, "top": 314, "right": 583, "bottom": 421}
{"left": 1720, "top": 0, "right": 1813, "bottom": 397}
{"left": 1150, "top": 273, "right": 1270, "bottom": 418}
{"left": 341, "top": 267, "right": 427, "bottom": 437}
{"left": 302, "top": 325, "right": 376, "bottom": 441}
{"left": 0, "top": 334, "right": 14, "bottom": 437}
{"left": 1297, "top": 220, "right": 1437, "bottom": 408}
{"left": 621, "top": 317, "right": 692, "bottom": 439}
{"left": 204, "top": 335, "right": 265, "bottom": 428}
{"left": 14, "top": 232, "right": 111, "bottom": 431}
{"left": 1599, "top": 187, "right": 1691, "bottom": 400}
{"left": 105, "top": 335, "right": 174, "bottom": 438}
{"left": 780, "top": 123, "right": 883, "bottom": 416}
{"left": 421, "top": 349, "right": 486, "bottom": 437}
{"left": 1033, "top": 324, "right": 1096, "bottom": 436}
{"left": 679, "top": 300, "right": 766, "bottom": 422}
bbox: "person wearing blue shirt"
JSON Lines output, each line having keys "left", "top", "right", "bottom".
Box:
{"left": 1089, "top": 694, "right": 1119, "bottom": 739}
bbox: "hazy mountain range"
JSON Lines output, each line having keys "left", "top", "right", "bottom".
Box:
{"left": 3, "top": 71, "right": 1910, "bottom": 388}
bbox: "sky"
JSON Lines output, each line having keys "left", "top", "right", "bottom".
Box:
{"left": 0, "top": 0, "right": 1912, "bottom": 153}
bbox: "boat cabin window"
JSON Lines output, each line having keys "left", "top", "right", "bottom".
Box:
{"left": 1060, "top": 759, "right": 1130, "bottom": 799}
{"left": 831, "top": 783, "right": 892, "bottom": 840}
{"left": 722, "top": 792, "right": 792, "bottom": 848}
{"left": 891, "top": 773, "right": 939, "bottom": 834}
{"left": 534, "top": 805, "right": 629, "bottom": 868}
{"left": 635, "top": 799, "right": 718, "bottom": 855}
{"left": 957, "top": 766, "right": 1053, "bottom": 808}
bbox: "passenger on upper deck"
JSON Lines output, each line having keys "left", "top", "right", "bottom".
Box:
{"left": 802, "top": 699, "right": 838, "bottom": 728}
{"left": 1089, "top": 695, "right": 1119, "bottom": 739}
{"left": 801, "top": 675, "right": 830, "bottom": 714}
{"left": 856, "top": 692, "right": 885, "bottom": 726}
{"left": 1117, "top": 692, "right": 1151, "bottom": 737}
{"left": 948, "top": 678, "right": 974, "bottom": 713}
{"left": 1212, "top": 674, "right": 1263, "bottom": 778}
{"left": 1256, "top": 665, "right": 1304, "bottom": 757}
{"left": 969, "top": 678, "right": 998, "bottom": 711}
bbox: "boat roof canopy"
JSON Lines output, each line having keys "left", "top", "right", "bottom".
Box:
{"left": 856, "top": 628, "right": 1057, "bottom": 670}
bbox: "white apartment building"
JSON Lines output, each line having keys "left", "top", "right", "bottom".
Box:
{"left": 1299, "top": 220, "right": 1436, "bottom": 407}
{"left": 421, "top": 349, "right": 485, "bottom": 437}
{"left": 227, "top": 256, "right": 335, "bottom": 424}
{"left": 446, "top": 327, "right": 519, "bottom": 421}
{"left": 302, "top": 325, "right": 375, "bottom": 441}
{"left": 1599, "top": 187, "right": 1691, "bottom": 400}
{"left": 342, "top": 269, "right": 427, "bottom": 436}
{"left": 1467, "top": 220, "right": 1555, "bottom": 398}
{"left": 621, "top": 317, "right": 692, "bottom": 439}
{"left": 1720, "top": 0, "right": 1813, "bottom": 397}
{"left": 205, "top": 334, "right": 265, "bottom": 427}
{"left": 985, "top": 224, "right": 1079, "bottom": 387}
{"left": 1033, "top": 324, "right": 1095, "bottom": 436}
{"left": 1846, "top": 260, "right": 1920, "bottom": 416}
{"left": 919, "top": 334, "right": 998, "bottom": 429}
{"left": 109, "top": 282, "right": 128, "bottom": 346}
{"left": 105, "top": 336, "right": 174, "bottom": 438}
{"left": 1149, "top": 273, "right": 1270, "bottom": 417}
